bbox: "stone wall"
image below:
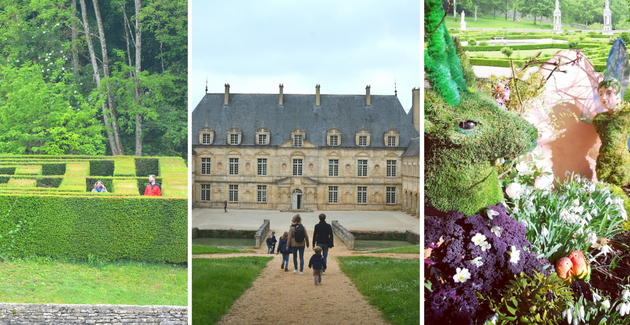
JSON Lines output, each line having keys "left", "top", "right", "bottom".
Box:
{"left": 255, "top": 219, "right": 270, "bottom": 248}
{"left": 331, "top": 220, "right": 355, "bottom": 249}
{"left": 0, "top": 303, "right": 187, "bottom": 324}
{"left": 406, "top": 230, "right": 420, "bottom": 244}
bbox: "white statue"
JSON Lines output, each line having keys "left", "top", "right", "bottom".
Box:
{"left": 461, "top": 11, "right": 465, "bottom": 23}
{"left": 460, "top": 10, "right": 467, "bottom": 30}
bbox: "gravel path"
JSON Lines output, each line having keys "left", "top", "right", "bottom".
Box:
{"left": 203, "top": 231, "right": 400, "bottom": 325}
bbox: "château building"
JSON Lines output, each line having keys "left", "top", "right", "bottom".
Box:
{"left": 191, "top": 84, "right": 420, "bottom": 217}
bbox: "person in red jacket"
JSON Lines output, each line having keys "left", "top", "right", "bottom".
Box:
{"left": 144, "top": 174, "right": 162, "bottom": 196}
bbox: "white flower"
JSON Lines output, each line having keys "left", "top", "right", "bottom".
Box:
{"left": 541, "top": 226, "right": 550, "bottom": 237}
{"left": 585, "top": 212, "right": 592, "bottom": 222}
{"left": 606, "top": 197, "right": 612, "bottom": 205}
{"left": 588, "top": 184, "right": 596, "bottom": 193}
{"left": 587, "top": 232, "right": 598, "bottom": 245}
{"left": 487, "top": 209, "right": 499, "bottom": 220}
{"left": 534, "top": 175, "right": 553, "bottom": 189}
{"left": 588, "top": 198, "right": 594, "bottom": 206}
{"left": 593, "top": 292, "right": 602, "bottom": 303}
{"left": 454, "top": 267, "right": 471, "bottom": 283}
{"left": 471, "top": 257, "right": 483, "bottom": 267}
{"left": 506, "top": 182, "right": 523, "bottom": 199}
{"left": 516, "top": 161, "right": 530, "bottom": 174}
{"left": 623, "top": 289, "right": 630, "bottom": 300}
{"left": 491, "top": 226, "right": 501, "bottom": 237}
{"left": 600, "top": 244, "right": 613, "bottom": 256}
{"left": 579, "top": 305, "right": 585, "bottom": 323}
{"left": 573, "top": 198, "right": 580, "bottom": 206}
{"left": 564, "top": 308, "right": 573, "bottom": 325}
{"left": 618, "top": 301, "right": 630, "bottom": 316}
{"left": 480, "top": 241, "right": 492, "bottom": 252}
{"left": 591, "top": 208, "right": 597, "bottom": 215}
{"left": 472, "top": 233, "right": 487, "bottom": 246}
{"left": 602, "top": 300, "right": 611, "bottom": 309}
{"left": 520, "top": 220, "right": 528, "bottom": 228}
{"left": 509, "top": 245, "right": 521, "bottom": 264}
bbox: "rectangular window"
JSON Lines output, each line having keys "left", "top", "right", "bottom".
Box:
{"left": 229, "top": 158, "right": 239, "bottom": 175}
{"left": 293, "top": 159, "right": 303, "bottom": 176}
{"left": 357, "top": 160, "right": 367, "bottom": 177}
{"left": 201, "top": 158, "right": 211, "bottom": 175}
{"left": 387, "top": 160, "right": 396, "bottom": 177}
{"left": 258, "top": 134, "right": 267, "bottom": 145}
{"left": 330, "top": 135, "right": 338, "bottom": 146}
{"left": 328, "top": 159, "right": 339, "bottom": 177}
{"left": 230, "top": 134, "right": 239, "bottom": 145}
{"left": 386, "top": 186, "right": 396, "bottom": 204}
{"left": 294, "top": 135, "right": 303, "bottom": 147}
{"left": 357, "top": 186, "right": 367, "bottom": 204}
{"left": 388, "top": 136, "right": 396, "bottom": 147}
{"left": 229, "top": 185, "right": 238, "bottom": 202}
{"left": 201, "top": 184, "right": 211, "bottom": 201}
{"left": 202, "top": 133, "right": 211, "bottom": 144}
{"left": 328, "top": 186, "right": 338, "bottom": 204}
{"left": 257, "top": 158, "right": 267, "bottom": 176}
{"left": 257, "top": 185, "right": 267, "bottom": 203}
{"left": 359, "top": 136, "right": 367, "bottom": 146}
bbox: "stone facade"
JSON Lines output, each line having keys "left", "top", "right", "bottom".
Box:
{"left": 0, "top": 303, "right": 187, "bottom": 325}
{"left": 401, "top": 138, "right": 420, "bottom": 218}
{"left": 191, "top": 85, "right": 420, "bottom": 214}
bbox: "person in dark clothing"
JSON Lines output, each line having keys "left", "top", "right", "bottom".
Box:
{"left": 308, "top": 246, "right": 327, "bottom": 285}
{"left": 266, "top": 235, "right": 275, "bottom": 254}
{"left": 276, "top": 231, "right": 291, "bottom": 271}
{"left": 270, "top": 231, "right": 277, "bottom": 253}
{"left": 224, "top": 200, "right": 227, "bottom": 213}
{"left": 312, "top": 213, "right": 334, "bottom": 274}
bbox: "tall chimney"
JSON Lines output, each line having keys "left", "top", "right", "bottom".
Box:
{"left": 412, "top": 88, "right": 420, "bottom": 131}
{"left": 279, "top": 84, "right": 284, "bottom": 106}
{"left": 316, "top": 84, "right": 321, "bottom": 107}
{"left": 366, "top": 85, "right": 371, "bottom": 106}
{"left": 224, "top": 83, "right": 230, "bottom": 106}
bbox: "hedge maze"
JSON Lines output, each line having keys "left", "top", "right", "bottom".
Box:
{"left": 0, "top": 156, "right": 187, "bottom": 263}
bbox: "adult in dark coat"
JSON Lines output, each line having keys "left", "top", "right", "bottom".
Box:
{"left": 224, "top": 200, "right": 227, "bottom": 213}
{"left": 312, "top": 213, "right": 334, "bottom": 274}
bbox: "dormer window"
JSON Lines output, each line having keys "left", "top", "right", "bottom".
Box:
{"left": 291, "top": 124, "right": 306, "bottom": 147}
{"left": 198, "top": 122, "right": 214, "bottom": 145}
{"left": 384, "top": 127, "right": 399, "bottom": 147}
{"left": 256, "top": 123, "right": 270, "bottom": 145}
{"left": 327, "top": 127, "right": 341, "bottom": 146}
{"left": 227, "top": 124, "right": 242, "bottom": 145}
{"left": 356, "top": 125, "right": 370, "bottom": 147}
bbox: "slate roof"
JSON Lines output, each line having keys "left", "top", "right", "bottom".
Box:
{"left": 402, "top": 137, "right": 419, "bottom": 157}
{"left": 192, "top": 92, "right": 419, "bottom": 148}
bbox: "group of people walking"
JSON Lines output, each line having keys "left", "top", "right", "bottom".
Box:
{"left": 266, "top": 213, "right": 334, "bottom": 286}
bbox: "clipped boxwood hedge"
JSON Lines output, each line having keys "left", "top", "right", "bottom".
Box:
{"left": 42, "top": 163, "right": 66, "bottom": 176}
{"left": 194, "top": 229, "right": 256, "bottom": 239}
{"left": 0, "top": 167, "right": 15, "bottom": 175}
{"left": 350, "top": 230, "right": 407, "bottom": 241}
{"left": 89, "top": 160, "right": 114, "bottom": 177}
{"left": 463, "top": 43, "right": 569, "bottom": 52}
{"left": 0, "top": 176, "right": 9, "bottom": 184}
{"left": 0, "top": 194, "right": 186, "bottom": 263}
{"left": 135, "top": 158, "right": 159, "bottom": 177}
{"left": 36, "top": 178, "right": 63, "bottom": 188}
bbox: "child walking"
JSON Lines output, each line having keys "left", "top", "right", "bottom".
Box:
{"left": 266, "top": 234, "right": 275, "bottom": 254}
{"left": 308, "top": 246, "right": 327, "bottom": 285}
{"left": 271, "top": 231, "right": 277, "bottom": 253}
{"left": 276, "top": 232, "right": 291, "bottom": 272}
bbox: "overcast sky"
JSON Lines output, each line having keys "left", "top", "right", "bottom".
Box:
{"left": 190, "top": 1, "right": 420, "bottom": 113}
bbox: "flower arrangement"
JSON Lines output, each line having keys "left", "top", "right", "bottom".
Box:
{"left": 424, "top": 203, "right": 552, "bottom": 323}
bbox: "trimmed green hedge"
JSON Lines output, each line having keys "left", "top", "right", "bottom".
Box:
{"left": 85, "top": 178, "right": 114, "bottom": 193}
{"left": 0, "top": 195, "right": 186, "bottom": 263}
{"left": 464, "top": 43, "right": 569, "bottom": 52}
{"left": 36, "top": 178, "right": 63, "bottom": 188}
{"left": 0, "top": 176, "right": 9, "bottom": 184}
{"left": 194, "top": 229, "right": 256, "bottom": 239}
{"left": 0, "top": 167, "right": 15, "bottom": 175}
{"left": 89, "top": 160, "right": 114, "bottom": 177}
{"left": 350, "top": 231, "right": 407, "bottom": 241}
{"left": 135, "top": 158, "right": 159, "bottom": 177}
{"left": 42, "top": 163, "right": 66, "bottom": 176}
{"left": 137, "top": 178, "right": 163, "bottom": 195}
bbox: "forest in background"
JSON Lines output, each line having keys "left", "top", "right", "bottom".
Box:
{"left": 0, "top": 0, "right": 187, "bottom": 158}
{"left": 446, "top": 0, "right": 630, "bottom": 30}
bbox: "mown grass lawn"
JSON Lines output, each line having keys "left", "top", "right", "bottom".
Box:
{"left": 192, "top": 256, "right": 272, "bottom": 325}
{"left": 468, "top": 48, "right": 563, "bottom": 58}
{"left": 338, "top": 256, "right": 420, "bottom": 325}
{"left": 192, "top": 245, "right": 254, "bottom": 254}
{"left": 0, "top": 258, "right": 187, "bottom": 305}
{"left": 354, "top": 244, "right": 420, "bottom": 255}
{"left": 445, "top": 16, "right": 553, "bottom": 30}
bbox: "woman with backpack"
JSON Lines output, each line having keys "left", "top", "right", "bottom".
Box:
{"left": 287, "top": 214, "right": 309, "bottom": 275}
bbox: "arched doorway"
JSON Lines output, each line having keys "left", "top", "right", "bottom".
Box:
{"left": 292, "top": 189, "right": 303, "bottom": 210}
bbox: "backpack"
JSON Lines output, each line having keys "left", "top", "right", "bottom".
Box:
{"left": 293, "top": 224, "right": 305, "bottom": 243}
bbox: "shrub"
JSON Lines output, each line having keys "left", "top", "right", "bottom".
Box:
{"left": 135, "top": 158, "right": 159, "bottom": 177}
{"left": 0, "top": 167, "right": 15, "bottom": 175}
{"left": 89, "top": 160, "right": 114, "bottom": 176}
{"left": 568, "top": 39, "right": 579, "bottom": 49}
{"left": 424, "top": 204, "right": 552, "bottom": 324}
{"left": 468, "top": 38, "right": 477, "bottom": 46}
{"left": 36, "top": 178, "right": 63, "bottom": 188}
{"left": 479, "top": 41, "right": 489, "bottom": 46}
{"left": 500, "top": 47, "right": 513, "bottom": 58}
{"left": 621, "top": 32, "right": 630, "bottom": 46}
{"left": 0, "top": 176, "right": 9, "bottom": 184}
{"left": 41, "top": 163, "right": 66, "bottom": 176}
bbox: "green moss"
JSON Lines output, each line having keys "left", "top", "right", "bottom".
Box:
{"left": 593, "top": 102, "right": 630, "bottom": 186}
{"left": 425, "top": 91, "right": 538, "bottom": 215}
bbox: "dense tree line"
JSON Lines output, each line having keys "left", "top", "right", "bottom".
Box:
{"left": 445, "top": 0, "right": 630, "bottom": 30}
{"left": 0, "top": 0, "right": 187, "bottom": 158}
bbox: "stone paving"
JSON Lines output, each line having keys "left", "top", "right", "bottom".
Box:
{"left": 192, "top": 208, "right": 420, "bottom": 233}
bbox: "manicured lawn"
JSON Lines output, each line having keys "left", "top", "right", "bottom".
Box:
{"left": 0, "top": 258, "right": 187, "bottom": 305}
{"left": 445, "top": 16, "right": 553, "bottom": 30}
{"left": 192, "top": 245, "right": 254, "bottom": 254}
{"left": 192, "top": 256, "right": 272, "bottom": 325}
{"left": 354, "top": 244, "right": 420, "bottom": 255}
{"left": 338, "top": 257, "right": 420, "bottom": 325}
{"left": 468, "top": 48, "right": 563, "bottom": 58}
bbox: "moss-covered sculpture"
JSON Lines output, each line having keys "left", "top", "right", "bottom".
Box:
{"left": 425, "top": 91, "right": 538, "bottom": 215}
{"left": 424, "top": 0, "right": 538, "bottom": 215}
{"left": 593, "top": 78, "right": 630, "bottom": 185}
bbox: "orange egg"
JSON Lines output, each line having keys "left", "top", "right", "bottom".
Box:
{"left": 556, "top": 257, "right": 574, "bottom": 279}
{"left": 569, "top": 250, "right": 588, "bottom": 279}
